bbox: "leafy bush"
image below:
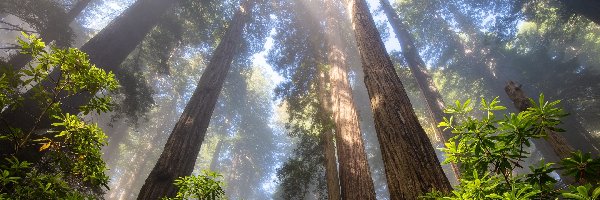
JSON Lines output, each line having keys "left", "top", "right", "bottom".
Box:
{"left": 422, "top": 95, "right": 599, "bottom": 199}
{"left": 0, "top": 33, "right": 118, "bottom": 198}
{"left": 164, "top": 170, "right": 227, "bottom": 200}
{"left": 562, "top": 184, "right": 600, "bottom": 200}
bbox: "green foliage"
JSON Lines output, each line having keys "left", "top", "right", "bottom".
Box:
{"left": 163, "top": 170, "right": 226, "bottom": 200}
{"left": 0, "top": 33, "right": 119, "bottom": 198}
{"left": 562, "top": 184, "right": 600, "bottom": 200}
{"left": 439, "top": 95, "right": 566, "bottom": 178}
{"left": 560, "top": 151, "right": 600, "bottom": 183}
{"left": 424, "top": 94, "right": 599, "bottom": 199}
{"left": 0, "top": 157, "right": 90, "bottom": 199}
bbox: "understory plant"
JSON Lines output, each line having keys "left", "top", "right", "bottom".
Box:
{"left": 422, "top": 95, "right": 600, "bottom": 199}
{"left": 0, "top": 33, "right": 119, "bottom": 198}
{"left": 163, "top": 170, "right": 227, "bottom": 200}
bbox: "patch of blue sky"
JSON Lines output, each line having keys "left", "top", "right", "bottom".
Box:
{"left": 81, "top": 0, "right": 135, "bottom": 31}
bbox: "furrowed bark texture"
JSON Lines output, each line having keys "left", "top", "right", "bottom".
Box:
{"left": 321, "top": 130, "right": 341, "bottom": 200}
{"left": 504, "top": 81, "right": 574, "bottom": 159}
{"left": 0, "top": 0, "right": 175, "bottom": 133}
{"left": 324, "top": 0, "right": 376, "bottom": 199}
{"left": 380, "top": 0, "right": 460, "bottom": 180}
{"left": 136, "top": 1, "right": 254, "bottom": 199}
{"left": 350, "top": 0, "right": 452, "bottom": 198}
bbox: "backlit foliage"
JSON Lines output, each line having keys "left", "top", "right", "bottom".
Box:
{"left": 0, "top": 33, "right": 118, "bottom": 198}
{"left": 423, "top": 95, "right": 599, "bottom": 199}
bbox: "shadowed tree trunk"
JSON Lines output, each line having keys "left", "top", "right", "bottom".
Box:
{"left": 136, "top": 1, "right": 255, "bottom": 199}
{"left": 505, "top": 81, "right": 574, "bottom": 159}
{"left": 0, "top": 0, "right": 176, "bottom": 134}
{"left": 380, "top": 0, "right": 460, "bottom": 180}
{"left": 323, "top": 0, "right": 376, "bottom": 199}
{"left": 560, "top": 0, "right": 600, "bottom": 26}
{"left": 209, "top": 139, "right": 224, "bottom": 171}
{"left": 349, "top": 0, "right": 452, "bottom": 198}
{"left": 6, "top": 0, "right": 92, "bottom": 71}
{"left": 505, "top": 81, "right": 578, "bottom": 184}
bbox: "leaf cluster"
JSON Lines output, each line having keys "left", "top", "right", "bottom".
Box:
{"left": 0, "top": 33, "right": 119, "bottom": 198}
{"left": 424, "top": 94, "right": 599, "bottom": 199}
{"left": 164, "top": 170, "right": 227, "bottom": 200}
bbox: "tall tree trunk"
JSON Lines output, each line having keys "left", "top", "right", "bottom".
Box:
{"left": 136, "top": 1, "right": 254, "bottom": 199}
{"left": 560, "top": 0, "right": 600, "bottom": 26}
{"left": 323, "top": 0, "right": 376, "bottom": 199}
{"left": 320, "top": 130, "right": 341, "bottom": 200}
{"left": 0, "top": 0, "right": 176, "bottom": 133}
{"left": 380, "top": 0, "right": 460, "bottom": 180}
{"left": 80, "top": 0, "right": 174, "bottom": 72}
{"left": 504, "top": 81, "right": 578, "bottom": 184}
{"left": 349, "top": 0, "right": 452, "bottom": 198}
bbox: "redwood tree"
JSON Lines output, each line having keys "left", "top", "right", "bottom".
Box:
{"left": 349, "top": 0, "right": 452, "bottom": 198}
{"left": 380, "top": 0, "right": 460, "bottom": 179}
{"left": 136, "top": 0, "right": 255, "bottom": 199}
{"left": 324, "top": 0, "right": 376, "bottom": 198}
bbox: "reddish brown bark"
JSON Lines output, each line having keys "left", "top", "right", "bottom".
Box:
{"left": 380, "top": 0, "right": 460, "bottom": 180}
{"left": 136, "top": 1, "right": 255, "bottom": 199}
{"left": 320, "top": 130, "right": 341, "bottom": 200}
{"left": 350, "top": 0, "right": 452, "bottom": 198}
{"left": 324, "top": 0, "right": 376, "bottom": 199}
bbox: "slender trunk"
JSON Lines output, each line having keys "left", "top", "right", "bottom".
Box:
{"left": 560, "top": 0, "right": 600, "bottom": 26}
{"left": 504, "top": 81, "right": 574, "bottom": 159}
{"left": 209, "top": 139, "right": 224, "bottom": 171}
{"left": 323, "top": 0, "right": 376, "bottom": 199}
{"left": 0, "top": 0, "right": 176, "bottom": 133}
{"left": 136, "top": 1, "right": 254, "bottom": 199}
{"left": 504, "top": 81, "right": 577, "bottom": 185}
{"left": 380, "top": 0, "right": 460, "bottom": 180}
{"left": 349, "top": 0, "right": 452, "bottom": 198}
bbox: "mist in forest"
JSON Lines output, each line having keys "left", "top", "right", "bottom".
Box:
{"left": 1, "top": 0, "right": 599, "bottom": 199}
